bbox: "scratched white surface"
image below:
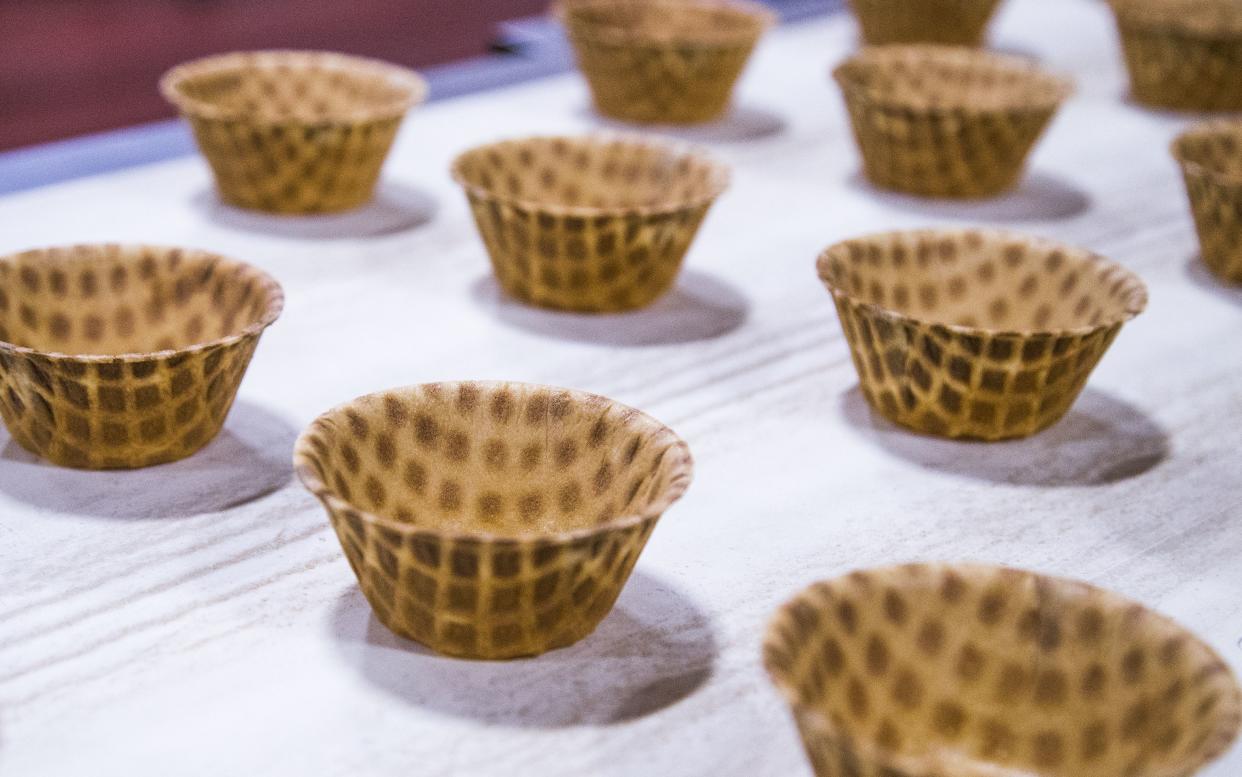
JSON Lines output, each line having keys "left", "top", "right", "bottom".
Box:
{"left": 1, "top": 2, "right": 1240, "bottom": 775}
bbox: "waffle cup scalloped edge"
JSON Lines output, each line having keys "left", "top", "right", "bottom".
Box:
{"left": 293, "top": 381, "right": 694, "bottom": 659}
{"left": 160, "top": 50, "right": 428, "bottom": 214}
{"left": 451, "top": 133, "right": 730, "bottom": 313}
{"left": 1111, "top": 0, "right": 1242, "bottom": 113}
{"left": 1172, "top": 120, "right": 1242, "bottom": 284}
{"left": 763, "top": 562, "right": 1242, "bottom": 777}
{"left": 0, "top": 243, "right": 283, "bottom": 469}
{"left": 557, "top": 0, "right": 776, "bottom": 124}
{"left": 846, "top": 0, "right": 1003, "bottom": 46}
{"left": 816, "top": 229, "right": 1147, "bottom": 440}
{"left": 833, "top": 45, "right": 1073, "bottom": 199}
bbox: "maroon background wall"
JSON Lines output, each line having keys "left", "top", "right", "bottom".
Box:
{"left": 0, "top": 0, "right": 549, "bottom": 151}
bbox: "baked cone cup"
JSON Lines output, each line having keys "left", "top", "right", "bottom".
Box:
{"left": 1173, "top": 120, "right": 1242, "bottom": 284}
{"left": 846, "top": 0, "right": 1003, "bottom": 46}
{"left": 1111, "top": 0, "right": 1242, "bottom": 113}
{"left": 834, "top": 46, "right": 1073, "bottom": 198}
{"left": 0, "top": 244, "right": 283, "bottom": 469}
{"left": 817, "top": 229, "right": 1147, "bottom": 440}
{"left": 293, "top": 381, "right": 693, "bottom": 660}
{"left": 557, "top": 0, "right": 775, "bottom": 124}
{"left": 160, "top": 50, "right": 427, "bottom": 214}
{"left": 764, "top": 563, "right": 1242, "bottom": 777}
{"left": 451, "top": 134, "right": 729, "bottom": 313}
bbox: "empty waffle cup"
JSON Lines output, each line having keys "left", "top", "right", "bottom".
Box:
{"left": 1111, "top": 0, "right": 1242, "bottom": 113}
{"left": 557, "top": 0, "right": 775, "bottom": 124}
{"left": 817, "top": 229, "right": 1147, "bottom": 440}
{"left": 293, "top": 381, "right": 693, "bottom": 659}
{"left": 846, "top": 0, "right": 1003, "bottom": 46}
{"left": 0, "top": 244, "right": 283, "bottom": 469}
{"left": 1173, "top": 120, "right": 1242, "bottom": 284}
{"left": 763, "top": 563, "right": 1242, "bottom": 777}
{"left": 160, "top": 50, "right": 427, "bottom": 214}
{"left": 833, "top": 46, "right": 1073, "bottom": 198}
{"left": 451, "top": 134, "right": 730, "bottom": 312}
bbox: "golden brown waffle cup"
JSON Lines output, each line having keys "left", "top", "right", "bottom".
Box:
{"left": 846, "top": 0, "right": 1003, "bottom": 45}
{"left": 451, "top": 134, "right": 730, "bottom": 313}
{"left": 557, "top": 0, "right": 775, "bottom": 124}
{"left": 763, "top": 563, "right": 1242, "bottom": 777}
{"left": 1111, "top": 0, "right": 1242, "bottom": 113}
{"left": 293, "top": 381, "right": 693, "bottom": 660}
{"left": 817, "top": 229, "right": 1147, "bottom": 440}
{"left": 160, "top": 50, "right": 427, "bottom": 214}
{"left": 833, "top": 46, "right": 1073, "bottom": 199}
{"left": 1173, "top": 120, "right": 1242, "bottom": 284}
{"left": 0, "top": 244, "right": 283, "bottom": 469}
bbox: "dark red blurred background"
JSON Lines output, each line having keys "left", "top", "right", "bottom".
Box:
{"left": 0, "top": 0, "right": 549, "bottom": 151}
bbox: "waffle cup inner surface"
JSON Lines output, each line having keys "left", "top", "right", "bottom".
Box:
{"left": 560, "top": 0, "right": 774, "bottom": 47}
{"left": 160, "top": 50, "right": 426, "bottom": 124}
{"left": 834, "top": 45, "right": 1071, "bottom": 114}
{"left": 764, "top": 563, "right": 1242, "bottom": 777}
{"left": 1174, "top": 122, "right": 1242, "bottom": 181}
{"left": 296, "top": 382, "right": 693, "bottom": 538}
{"left": 818, "top": 230, "right": 1145, "bottom": 334}
{"left": 0, "top": 245, "right": 281, "bottom": 358}
{"left": 452, "top": 135, "right": 729, "bottom": 214}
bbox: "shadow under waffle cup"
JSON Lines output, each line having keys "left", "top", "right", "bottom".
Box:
{"left": 846, "top": 0, "right": 1003, "bottom": 46}
{"left": 559, "top": 0, "right": 774, "bottom": 125}
{"left": 763, "top": 563, "right": 1242, "bottom": 777}
{"left": 1173, "top": 120, "right": 1242, "bottom": 284}
{"left": 1111, "top": 0, "right": 1242, "bottom": 113}
{"left": 293, "top": 381, "right": 693, "bottom": 660}
{"left": 452, "top": 134, "right": 730, "bottom": 313}
{"left": 816, "top": 229, "right": 1147, "bottom": 441}
{"left": 834, "top": 46, "right": 1073, "bottom": 199}
{"left": 161, "top": 50, "right": 427, "bottom": 214}
{"left": 0, "top": 245, "right": 283, "bottom": 469}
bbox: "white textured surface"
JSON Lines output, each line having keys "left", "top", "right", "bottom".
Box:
{"left": 2, "top": 2, "right": 1241, "bottom": 775}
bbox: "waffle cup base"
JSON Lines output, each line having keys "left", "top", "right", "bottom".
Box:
{"left": 1174, "top": 121, "right": 1242, "bottom": 284}
{"left": 293, "top": 382, "right": 693, "bottom": 660}
{"left": 764, "top": 563, "right": 1242, "bottom": 777}
{"left": 817, "top": 230, "right": 1147, "bottom": 441}
{"left": 835, "top": 46, "right": 1071, "bottom": 199}
{"left": 560, "top": 0, "right": 773, "bottom": 125}
{"left": 452, "top": 135, "right": 729, "bottom": 313}
{"left": 161, "top": 51, "right": 426, "bottom": 214}
{"left": 0, "top": 245, "right": 282, "bottom": 469}
{"left": 1113, "top": 0, "right": 1242, "bottom": 113}
{"left": 846, "top": 0, "right": 1002, "bottom": 45}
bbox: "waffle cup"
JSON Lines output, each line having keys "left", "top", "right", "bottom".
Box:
{"left": 833, "top": 46, "right": 1073, "bottom": 198}
{"left": 764, "top": 563, "right": 1242, "bottom": 777}
{"left": 817, "top": 229, "right": 1147, "bottom": 441}
{"left": 451, "top": 134, "right": 730, "bottom": 313}
{"left": 160, "top": 51, "right": 427, "bottom": 214}
{"left": 1111, "top": 0, "right": 1242, "bottom": 113}
{"left": 1173, "top": 120, "right": 1242, "bottom": 284}
{"left": 557, "top": 0, "right": 775, "bottom": 124}
{"left": 846, "top": 0, "right": 1003, "bottom": 46}
{"left": 0, "top": 244, "right": 283, "bottom": 469}
{"left": 293, "top": 381, "right": 693, "bottom": 659}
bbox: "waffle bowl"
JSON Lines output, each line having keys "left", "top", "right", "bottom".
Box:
{"left": 0, "top": 244, "right": 283, "bottom": 469}
{"left": 846, "top": 0, "right": 1003, "bottom": 46}
{"left": 833, "top": 46, "right": 1073, "bottom": 198}
{"left": 451, "top": 134, "right": 730, "bottom": 313}
{"left": 160, "top": 50, "right": 427, "bottom": 214}
{"left": 817, "top": 229, "right": 1147, "bottom": 440}
{"left": 293, "top": 381, "right": 693, "bottom": 659}
{"left": 1173, "top": 120, "right": 1242, "bottom": 284}
{"left": 557, "top": 0, "right": 775, "bottom": 124}
{"left": 1111, "top": 0, "right": 1242, "bottom": 113}
{"left": 764, "top": 563, "right": 1242, "bottom": 777}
